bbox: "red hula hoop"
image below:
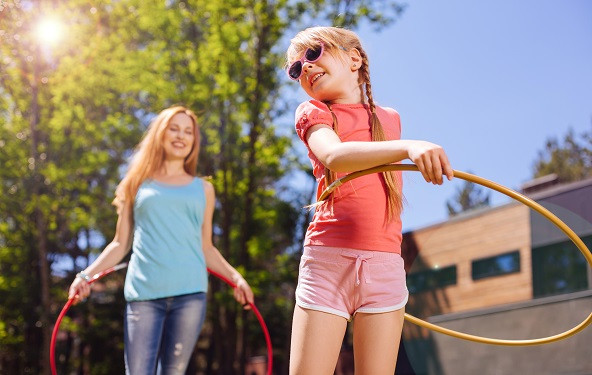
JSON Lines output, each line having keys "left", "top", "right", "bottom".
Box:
{"left": 50, "top": 264, "right": 273, "bottom": 375}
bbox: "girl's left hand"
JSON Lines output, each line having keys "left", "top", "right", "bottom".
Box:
{"left": 234, "top": 277, "right": 255, "bottom": 310}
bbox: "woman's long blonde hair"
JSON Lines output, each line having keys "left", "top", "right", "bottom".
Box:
{"left": 112, "top": 106, "right": 200, "bottom": 212}
{"left": 287, "top": 26, "right": 403, "bottom": 220}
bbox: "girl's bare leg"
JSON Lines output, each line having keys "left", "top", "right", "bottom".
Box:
{"left": 352, "top": 308, "right": 405, "bottom": 375}
{"left": 289, "top": 305, "right": 348, "bottom": 375}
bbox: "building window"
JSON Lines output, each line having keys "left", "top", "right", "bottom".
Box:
{"left": 532, "top": 235, "right": 591, "bottom": 298}
{"left": 407, "top": 265, "right": 457, "bottom": 293}
{"left": 471, "top": 251, "right": 521, "bottom": 280}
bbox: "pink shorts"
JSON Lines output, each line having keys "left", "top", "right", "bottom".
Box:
{"left": 295, "top": 245, "right": 408, "bottom": 320}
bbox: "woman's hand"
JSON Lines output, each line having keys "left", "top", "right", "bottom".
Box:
{"left": 68, "top": 275, "right": 91, "bottom": 305}
{"left": 234, "top": 277, "right": 255, "bottom": 310}
{"left": 407, "top": 140, "right": 454, "bottom": 184}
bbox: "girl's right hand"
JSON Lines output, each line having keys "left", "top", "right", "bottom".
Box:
{"left": 407, "top": 140, "right": 454, "bottom": 184}
{"left": 68, "top": 276, "right": 92, "bottom": 305}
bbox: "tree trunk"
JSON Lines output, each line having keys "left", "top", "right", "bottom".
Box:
{"left": 239, "top": 7, "right": 272, "bottom": 371}
{"left": 215, "top": 100, "right": 238, "bottom": 373}
{"left": 30, "top": 51, "right": 52, "bottom": 375}
{"left": 36, "top": 211, "right": 52, "bottom": 375}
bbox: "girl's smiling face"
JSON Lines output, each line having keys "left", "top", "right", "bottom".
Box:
{"left": 293, "top": 44, "right": 363, "bottom": 104}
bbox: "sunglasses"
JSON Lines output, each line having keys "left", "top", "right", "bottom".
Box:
{"left": 287, "top": 42, "right": 325, "bottom": 81}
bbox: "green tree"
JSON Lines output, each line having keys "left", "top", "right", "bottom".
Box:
{"left": 533, "top": 126, "right": 592, "bottom": 182}
{"left": 0, "top": 1, "right": 161, "bottom": 373}
{"left": 0, "top": 0, "right": 405, "bottom": 373}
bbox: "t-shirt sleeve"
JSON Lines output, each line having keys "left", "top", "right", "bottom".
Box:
{"left": 383, "top": 106, "right": 402, "bottom": 139}
{"left": 294, "top": 100, "right": 334, "bottom": 146}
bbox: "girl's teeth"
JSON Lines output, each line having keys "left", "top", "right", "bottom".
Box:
{"left": 312, "top": 73, "right": 323, "bottom": 84}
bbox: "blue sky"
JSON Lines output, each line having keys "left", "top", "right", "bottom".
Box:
{"left": 291, "top": 0, "right": 592, "bottom": 231}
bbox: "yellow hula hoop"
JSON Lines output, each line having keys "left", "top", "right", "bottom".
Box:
{"left": 318, "top": 164, "right": 592, "bottom": 346}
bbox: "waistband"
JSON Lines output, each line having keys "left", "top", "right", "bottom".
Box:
{"left": 303, "top": 245, "right": 401, "bottom": 262}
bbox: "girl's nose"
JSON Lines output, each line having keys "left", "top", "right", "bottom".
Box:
{"left": 302, "top": 62, "right": 314, "bottom": 74}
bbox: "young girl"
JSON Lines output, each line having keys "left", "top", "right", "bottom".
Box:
{"left": 286, "top": 27, "right": 453, "bottom": 374}
{"left": 68, "top": 106, "right": 254, "bottom": 374}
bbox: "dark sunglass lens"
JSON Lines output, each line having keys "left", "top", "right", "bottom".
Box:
{"left": 305, "top": 46, "right": 322, "bottom": 61}
{"left": 289, "top": 61, "right": 302, "bottom": 79}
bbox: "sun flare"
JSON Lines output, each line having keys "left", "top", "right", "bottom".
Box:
{"left": 36, "top": 18, "right": 64, "bottom": 45}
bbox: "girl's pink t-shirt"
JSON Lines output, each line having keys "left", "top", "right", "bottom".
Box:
{"left": 295, "top": 100, "right": 403, "bottom": 254}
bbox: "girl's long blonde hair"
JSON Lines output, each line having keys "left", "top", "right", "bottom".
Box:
{"left": 287, "top": 26, "right": 403, "bottom": 220}
{"left": 113, "top": 106, "right": 200, "bottom": 212}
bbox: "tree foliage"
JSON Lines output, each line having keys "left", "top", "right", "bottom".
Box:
{"left": 533, "top": 126, "right": 592, "bottom": 182}
{"left": 0, "top": 0, "right": 404, "bottom": 373}
{"left": 446, "top": 175, "right": 491, "bottom": 217}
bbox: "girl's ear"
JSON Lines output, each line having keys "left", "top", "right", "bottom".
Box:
{"left": 349, "top": 48, "right": 362, "bottom": 71}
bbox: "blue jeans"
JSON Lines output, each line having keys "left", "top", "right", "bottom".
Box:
{"left": 124, "top": 292, "right": 207, "bottom": 375}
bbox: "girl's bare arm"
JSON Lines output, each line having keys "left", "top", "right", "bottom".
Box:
{"left": 306, "top": 124, "right": 453, "bottom": 184}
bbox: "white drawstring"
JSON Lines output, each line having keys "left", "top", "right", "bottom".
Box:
{"left": 342, "top": 253, "right": 372, "bottom": 285}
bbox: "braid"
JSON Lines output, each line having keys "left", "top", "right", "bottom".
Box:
{"left": 360, "top": 52, "right": 404, "bottom": 220}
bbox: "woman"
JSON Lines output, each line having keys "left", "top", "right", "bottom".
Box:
{"left": 68, "top": 105, "right": 254, "bottom": 374}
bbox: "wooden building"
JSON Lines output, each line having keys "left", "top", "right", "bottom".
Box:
{"left": 400, "top": 175, "right": 592, "bottom": 375}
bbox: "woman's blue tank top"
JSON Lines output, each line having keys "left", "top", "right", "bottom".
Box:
{"left": 124, "top": 177, "right": 208, "bottom": 301}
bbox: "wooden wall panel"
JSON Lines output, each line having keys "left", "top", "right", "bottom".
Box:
{"left": 403, "top": 203, "right": 532, "bottom": 315}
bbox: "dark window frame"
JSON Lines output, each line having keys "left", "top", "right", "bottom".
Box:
{"left": 407, "top": 265, "right": 457, "bottom": 293}
{"left": 532, "top": 235, "right": 591, "bottom": 298}
{"left": 471, "top": 250, "right": 521, "bottom": 281}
